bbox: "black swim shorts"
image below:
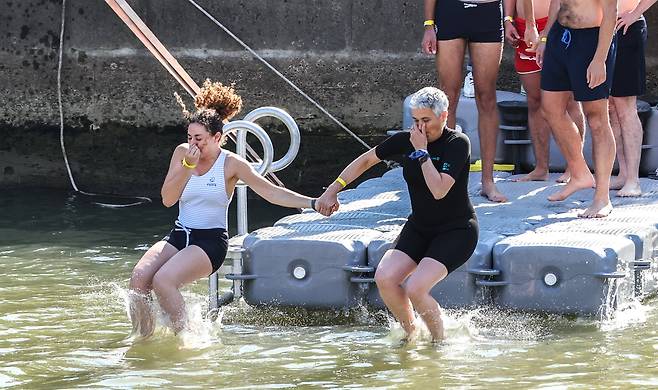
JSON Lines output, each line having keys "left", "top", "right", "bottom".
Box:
{"left": 436, "top": 0, "right": 503, "bottom": 43}
{"left": 164, "top": 223, "right": 229, "bottom": 274}
{"left": 541, "top": 23, "right": 617, "bottom": 101}
{"left": 611, "top": 17, "right": 647, "bottom": 97}
{"left": 394, "top": 218, "right": 479, "bottom": 274}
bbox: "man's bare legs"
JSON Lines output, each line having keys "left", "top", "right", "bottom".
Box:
{"left": 516, "top": 72, "right": 550, "bottom": 181}
{"left": 542, "top": 91, "right": 596, "bottom": 200}
{"left": 436, "top": 39, "right": 467, "bottom": 136}
{"left": 545, "top": 91, "right": 614, "bottom": 217}
{"left": 469, "top": 42, "right": 507, "bottom": 202}
{"left": 557, "top": 99, "right": 586, "bottom": 183}
{"left": 609, "top": 96, "right": 643, "bottom": 196}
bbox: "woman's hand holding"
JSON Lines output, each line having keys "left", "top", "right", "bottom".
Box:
{"left": 315, "top": 190, "right": 339, "bottom": 217}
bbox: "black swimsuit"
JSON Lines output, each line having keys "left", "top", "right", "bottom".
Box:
{"left": 375, "top": 129, "right": 479, "bottom": 273}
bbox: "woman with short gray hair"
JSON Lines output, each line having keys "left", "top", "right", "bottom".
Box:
{"left": 316, "top": 86, "right": 478, "bottom": 342}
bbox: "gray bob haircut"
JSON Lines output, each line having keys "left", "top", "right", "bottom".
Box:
{"left": 408, "top": 87, "right": 449, "bottom": 117}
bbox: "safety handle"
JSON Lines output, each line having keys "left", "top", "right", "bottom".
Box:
{"left": 350, "top": 276, "right": 375, "bottom": 283}
{"left": 593, "top": 272, "right": 626, "bottom": 279}
{"left": 475, "top": 280, "right": 509, "bottom": 287}
{"left": 467, "top": 268, "right": 500, "bottom": 276}
{"left": 342, "top": 265, "right": 375, "bottom": 273}
{"left": 225, "top": 273, "right": 258, "bottom": 280}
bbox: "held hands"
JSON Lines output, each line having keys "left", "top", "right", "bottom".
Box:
{"left": 410, "top": 122, "right": 428, "bottom": 151}
{"left": 314, "top": 190, "right": 339, "bottom": 217}
{"left": 586, "top": 58, "right": 606, "bottom": 89}
{"left": 421, "top": 29, "right": 437, "bottom": 55}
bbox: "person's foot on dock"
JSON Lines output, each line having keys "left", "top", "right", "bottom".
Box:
{"left": 617, "top": 181, "right": 642, "bottom": 197}
{"left": 481, "top": 181, "right": 508, "bottom": 202}
{"left": 513, "top": 169, "right": 549, "bottom": 182}
{"left": 609, "top": 175, "right": 626, "bottom": 190}
{"left": 578, "top": 199, "right": 613, "bottom": 218}
{"left": 548, "top": 174, "right": 595, "bottom": 201}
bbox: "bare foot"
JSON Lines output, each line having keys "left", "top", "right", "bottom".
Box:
{"left": 556, "top": 171, "right": 570, "bottom": 183}
{"left": 513, "top": 169, "right": 549, "bottom": 182}
{"left": 547, "top": 175, "right": 595, "bottom": 201}
{"left": 617, "top": 181, "right": 642, "bottom": 197}
{"left": 609, "top": 175, "right": 626, "bottom": 190}
{"left": 578, "top": 200, "right": 613, "bottom": 218}
{"left": 481, "top": 182, "right": 508, "bottom": 202}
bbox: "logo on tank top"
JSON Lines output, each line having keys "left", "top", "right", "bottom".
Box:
{"left": 208, "top": 176, "right": 217, "bottom": 187}
{"left": 442, "top": 162, "right": 451, "bottom": 171}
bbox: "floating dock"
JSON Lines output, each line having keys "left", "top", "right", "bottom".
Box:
{"left": 219, "top": 169, "right": 658, "bottom": 317}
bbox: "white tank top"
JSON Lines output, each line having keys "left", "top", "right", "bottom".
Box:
{"left": 178, "top": 152, "right": 232, "bottom": 229}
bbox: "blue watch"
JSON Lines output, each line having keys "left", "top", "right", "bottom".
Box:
{"left": 409, "top": 149, "right": 430, "bottom": 164}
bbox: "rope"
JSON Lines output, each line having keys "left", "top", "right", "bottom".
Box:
{"left": 58, "top": 0, "right": 151, "bottom": 208}
{"left": 185, "top": 0, "right": 372, "bottom": 151}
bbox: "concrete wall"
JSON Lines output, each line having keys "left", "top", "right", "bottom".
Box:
{"left": 1, "top": 0, "right": 657, "bottom": 196}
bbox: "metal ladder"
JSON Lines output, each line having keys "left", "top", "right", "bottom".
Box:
{"left": 207, "top": 107, "right": 302, "bottom": 319}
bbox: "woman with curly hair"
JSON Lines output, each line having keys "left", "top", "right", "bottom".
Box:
{"left": 129, "top": 80, "right": 330, "bottom": 337}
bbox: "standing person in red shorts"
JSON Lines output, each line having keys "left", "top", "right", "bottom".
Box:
{"left": 503, "top": 0, "right": 585, "bottom": 182}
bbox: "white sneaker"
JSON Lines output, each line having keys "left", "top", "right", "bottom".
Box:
{"left": 462, "top": 72, "right": 475, "bottom": 98}
{"left": 520, "top": 84, "right": 527, "bottom": 96}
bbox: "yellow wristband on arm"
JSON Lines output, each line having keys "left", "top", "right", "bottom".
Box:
{"left": 504, "top": 15, "right": 514, "bottom": 23}
{"left": 335, "top": 177, "right": 347, "bottom": 188}
{"left": 540, "top": 36, "right": 547, "bottom": 43}
{"left": 182, "top": 157, "right": 197, "bottom": 169}
{"left": 423, "top": 19, "right": 435, "bottom": 27}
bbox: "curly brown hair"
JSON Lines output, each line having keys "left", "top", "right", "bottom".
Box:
{"left": 175, "top": 79, "right": 243, "bottom": 135}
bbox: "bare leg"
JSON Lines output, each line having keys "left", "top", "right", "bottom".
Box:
{"left": 470, "top": 42, "right": 507, "bottom": 202}
{"left": 542, "top": 90, "right": 595, "bottom": 201}
{"left": 374, "top": 249, "right": 418, "bottom": 337}
{"left": 558, "top": 98, "right": 586, "bottom": 183}
{"left": 580, "top": 99, "right": 615, "bottom": 217}
{"left": 129, "top": 241, "right": 179, "bottom": 337}
{"left": 152, "top": 245, "right": 213, "bottom": 333}
{"left": 405, "top": 258, "right": 449, "bottom": 342}
{"left": 436, "top": 38, "right": 467, "bottom": 129}
{"left": 608, "top": 99, "right": 627, "bottom": 190}
{"left": 610, "top": 96, "right": 643, "bottom": 197}
{"left": 514, "top": 72, "right": 550, "bottom": 181}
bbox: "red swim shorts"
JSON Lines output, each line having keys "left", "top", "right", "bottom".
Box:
{"left": 514, "top": 17, "right": 548, "bottom": 74}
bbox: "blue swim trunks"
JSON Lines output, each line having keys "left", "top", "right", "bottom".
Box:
{"left": 541, "top": 23, "right": 617, "bottom": 102}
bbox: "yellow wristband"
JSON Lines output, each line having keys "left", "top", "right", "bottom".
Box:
{"left": 182, "top": 157, "right": 197, "bottom": 169}
{"left": 504, "top": 15, "right": 514, "bottom": 23}
{"left": 540, "top": 36, "right": 547, "bottom": 43}
{"left": 335, "top": 177, "right": 347, "bottom": 188}
{"left": 423, "top": 19, "right": 435, "bottom": 27}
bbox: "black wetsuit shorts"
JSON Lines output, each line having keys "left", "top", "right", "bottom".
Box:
{"left": 611, "top": 17, "right": 647, "bottom": 97}
{"left": 164, "top": 223, "right": 229, "bottom": 274}
{"left": 436, "top": 0, "right": 503, "bottom": 43}
{"left": 541, "top": 23, "right": 617, "bottom": 101}
{"left": 394, "top": 218, "right": 479, "bottom": 274}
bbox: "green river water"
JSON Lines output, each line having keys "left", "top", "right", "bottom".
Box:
{"left": 1, "top": 188, "right": 657, "bottom": 389}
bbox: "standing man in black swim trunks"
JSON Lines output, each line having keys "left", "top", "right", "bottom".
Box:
{"left": 609, "top": 0, "right": 656, "bottom": 197}
{"left": 422, "top": 0, "right": 508, "bottom": 203}
{"left": 316, "top": 87, "right": 478, "bottom": 342}
{"left": 535, "top": 0, "right": 618, "bottom": 218}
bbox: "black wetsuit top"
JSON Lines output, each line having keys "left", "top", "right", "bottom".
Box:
{"left": 375, "top": 129, "right": 476, "bottom": 230}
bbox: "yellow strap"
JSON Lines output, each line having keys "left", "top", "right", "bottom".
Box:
{"left": 335, "top": 177, "right": 347, "bottom": 188}
{"left": 182, "top": 157, "right": 197, "bottom": 169}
